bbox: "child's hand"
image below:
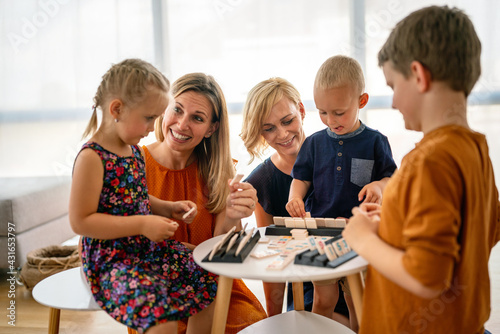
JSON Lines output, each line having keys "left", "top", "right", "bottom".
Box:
{"left": 342, "top": 206, "right": 379, "bottom": 253}
{"left": 358, "top": 181, "right": 383, "bottom": 204}
{"left": 226, "top": 180, "right": 257, "bottom": 220}
{"left": 170, "top": 201, "right": 197, "bottom": 224}
{"left": 141, "top": 215, "right": 179, "bottom": 242}
{"left": 286, "top": 198, "right": 306, "bottom": 217}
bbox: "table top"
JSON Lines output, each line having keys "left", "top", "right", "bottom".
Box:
{"left": 193, "top": 227, "right": 368, "bottom": 283}
{"left": 32, "top": 267, "right": 101, "bottom": 311}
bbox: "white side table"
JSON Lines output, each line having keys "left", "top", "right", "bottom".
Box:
{"left": 193, "top": 227, "right": 368, "bottom": 334}
{"left": 32, "top": 267, "right": 101, "bottom": 334}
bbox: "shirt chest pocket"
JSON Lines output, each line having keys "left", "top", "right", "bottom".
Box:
{"left": 350, "top": 158, "right": 374, "bottom": 188}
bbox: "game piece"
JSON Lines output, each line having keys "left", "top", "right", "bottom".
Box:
{"left": 229, "top": 173, "right": 244, "bottom": 186}
{"left": 290, "top": 228, "right": 308, "bottom": 240}
{"left": 225, "top": 233, "right": 240, "bottom": 253}
{"left": 325, "top": 218, "right": 336, "bottom": 228}
{"left": 208, "top": 239, "right": 223, "bottom": 261}
{"left": 239, "top": 222, "right": 248, "bottom": 236}
{"left": 266, "top": 253, "right": 295, "bottom": 270}
{"left": 316, "top": 239, "right": 326, "bottom": 255}
{"left": 307, "top": 236, "right": 317, "bottom": 250}
{"left": 182, "top": 206, "right": 196, "bottom": 220}
{"left": 251, "top": 249, "right": 281, "bottom": 259}
{"left": 293, "top": 218, "right": 306, "bottom": 228}
{"left": 334, "top": 218, "right": 347, "bottom": 228}
{"left": 305, "top": 212, "right": 311, "bottom": 218}
{"left": 285, "top": 218, "right": 295, "bottom": 228}
{"left": 324, "top": 243, "right": 338, "bottom": 261}
{"left": 305, "top": 218, "right": 317, "bottom": 229}
{"left": 315, "top": 218, "right": 326, "bottom": 227}
{"left": 220, "top": 226, "right": 237, "bottom": 245}
{"left": 235, "top": 227, "right": 255, "bottom": 256}
{"left": 333, "top": 240, "right": 344, "bottom": 256}
{"left": 268, "top": 236, "right": 292, "bottom": 249}
{"left": 273, "top": 216, "right": 286, "bottom": 226}
{"left": 258, "top": 237, "right": 270, "bottom": 243}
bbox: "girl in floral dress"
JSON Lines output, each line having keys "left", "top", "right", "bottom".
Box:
{"left": 69, "top": 59, "right": 218, "bottom": 334}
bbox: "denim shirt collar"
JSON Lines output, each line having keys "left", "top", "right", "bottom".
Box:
{"left": 326, "top": 121, "right": 366, "bottom": 139}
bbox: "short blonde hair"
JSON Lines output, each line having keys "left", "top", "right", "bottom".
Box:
{"left": 83, "top": 58, "right": 170, "bottom": 139}
{"left": 240, "top": 78, "right": 302, "bottom": 163}
{"left": 154, "top": 73, "right": 234, "bottom": 213}
{"left": 314, "top": 55, "right": 365, "bottom": 95}
{"left": 378, "top": 6, "right": 481, "bottom": 97}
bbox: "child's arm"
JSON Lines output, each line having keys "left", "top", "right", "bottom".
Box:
{"left": 69, "top": 149, "right": 178, "bottom": 242}
{"left": 358, "top": 177, "right": 391, "bottom": 204}
{"left": 343, "top": 207, "right": 442, "bottom": 299}
{"left": 149, "top": 195, "right": 197, "bottom": 223}
{"left": 286, "top": 179, "right": 311, "bottom": 217}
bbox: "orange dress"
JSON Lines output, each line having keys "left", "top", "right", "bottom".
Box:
{"left": 143, "top": 146, "right": 267, "bottom": 333}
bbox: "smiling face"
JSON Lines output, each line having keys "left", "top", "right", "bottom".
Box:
{"left": 261, "top": 97, "right": 305, "bottom": 158}
{"left": 314, "top": 85, "right": 367, "bottom": 135}
{"left": 118, "top": 89, "right": 169, "bottom": 145}
{"left": 161, "top": 90, "right": 219, "bottom": 154}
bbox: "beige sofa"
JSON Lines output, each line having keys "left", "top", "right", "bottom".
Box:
{"left": 0, "top": 176, "right": 76, "bottom": 268}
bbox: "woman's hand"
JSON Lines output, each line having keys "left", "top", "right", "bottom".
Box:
{"left": 226, "top": 180, "right": 257, "bottom": 221}
{"left": 141, "top": 215, "right": 179, "bottom": 242}
{"left": 169, "top": 200, "right": 197, "bottom": 224}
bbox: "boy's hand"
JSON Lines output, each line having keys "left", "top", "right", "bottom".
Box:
{"left": 286, "top": 198, "right": 306, "bottom": 217}
{"left": 170, "top": 201, "right": 197, "bottom": 223}
{"left": 358, "top": 181, "right": 383, "bottom": 204}
{"left": 342, "top": 206, "right": 379, "bottom": 253}
{"left": 141, "top": 215, "right": 179, "bottom": 242}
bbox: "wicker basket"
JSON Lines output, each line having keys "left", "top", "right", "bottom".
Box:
{"left": 20, "top": 245, "right": 81, "bottom": 290}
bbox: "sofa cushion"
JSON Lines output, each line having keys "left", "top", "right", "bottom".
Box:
{"left": 0, "top": 176, "right": 71, "bottom": 236}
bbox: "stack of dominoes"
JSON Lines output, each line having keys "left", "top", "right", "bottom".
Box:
{"left": 290, "top": 228, "right": 309, "bottom": 240}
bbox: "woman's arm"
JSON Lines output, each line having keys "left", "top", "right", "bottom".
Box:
{"left": 213, "top": 180, "right": 256, "bottom": 236}
{"left": 69, "top": 149, "right": 178, "bottom": 242}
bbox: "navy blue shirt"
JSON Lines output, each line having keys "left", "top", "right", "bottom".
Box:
{"left": 292, "top": 122, "right": 397, "bottom": 218}
{"left": 246, "top": 158, "right": 306, "bottom": 217}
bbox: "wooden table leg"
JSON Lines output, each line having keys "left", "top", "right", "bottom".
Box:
{"left": 212, "top": 275, "right": 233, "bottom": 334}
{"left": 346, "top": 272, "right": 364, "bottom": 324}
{"left": 48, "top": 307, "right": 60, "bottom": 334}
{"left": 291, "top": 282, "right": 304, "bottom": 311}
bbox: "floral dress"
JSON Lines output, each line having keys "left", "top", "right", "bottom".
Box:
{"left": 79, "top": 142, "right": 217, "bottom": 333}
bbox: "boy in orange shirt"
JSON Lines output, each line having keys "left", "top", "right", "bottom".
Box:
{"left": 343, "top": 6, "right": 500, "bottom": 334}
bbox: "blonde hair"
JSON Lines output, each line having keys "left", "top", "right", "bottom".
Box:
{"left": 314, "top": 55, "right": 365, "bottom": 95}
{"left": 378, "top": 6, "right": 481, "bottom": 97}
{"left": 83, "top": 58, "right": 170, "bottom": 139}
{"left": 240, "top": 77, "right": 302, "bottom": 163}
{"left": 154, "top": 73, "right": 234, "bottom": 213}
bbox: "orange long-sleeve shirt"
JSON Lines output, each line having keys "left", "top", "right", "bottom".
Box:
{"left": 360, "top": 126, "right": 500, "bottom": 333}
{"left": 143, "top": 146, "right": 267, "bottom": 333}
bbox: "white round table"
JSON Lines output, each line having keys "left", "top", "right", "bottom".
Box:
{"left": 193, "top": 227, "right": 367, "bottom": 334}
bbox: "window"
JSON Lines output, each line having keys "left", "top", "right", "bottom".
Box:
{"left": 0, "top": 0, "right": 499, "bottom": 176}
